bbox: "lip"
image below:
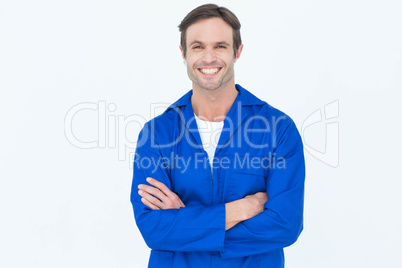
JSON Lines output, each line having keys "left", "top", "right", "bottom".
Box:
{"left": 197, "top": 67, "right": 222, "bottom": 76}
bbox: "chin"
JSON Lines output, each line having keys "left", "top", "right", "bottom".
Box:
{"left": 199, "top": 84, "right": 221, "bottom": 91}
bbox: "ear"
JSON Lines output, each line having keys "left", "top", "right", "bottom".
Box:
{"left": 234, "top": 44, "right": 244, "bottom": 63}
{"left": 179, "top": 45, "right": 186, "bottom": 60}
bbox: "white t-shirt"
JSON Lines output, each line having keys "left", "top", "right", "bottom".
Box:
{"left": 194, "top": 114, "right": 224, "bottom": 166}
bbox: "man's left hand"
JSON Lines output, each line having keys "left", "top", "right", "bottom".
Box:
{"left": 138, "top": 177, "right": 185, "bottom": 210}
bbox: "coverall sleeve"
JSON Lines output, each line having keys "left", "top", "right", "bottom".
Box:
{"left": 130, "top": 122, "right": 226, "bottom": 252}
{"left": 220, "top": 119, "right": 305, "bottom": 259}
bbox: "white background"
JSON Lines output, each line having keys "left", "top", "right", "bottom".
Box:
{"left": 1, "top": 0, "right": 401, "bottom": 267}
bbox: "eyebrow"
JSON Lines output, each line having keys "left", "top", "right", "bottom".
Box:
{"left": 189, "top": 40, "right": 231, "bottom": 46}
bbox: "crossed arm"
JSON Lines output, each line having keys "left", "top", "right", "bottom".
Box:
{"left": 138, "top": 177, "right": 268, "bottom": 230}
{"left": 132, "top": 119, "right": 304, "bottom": 257}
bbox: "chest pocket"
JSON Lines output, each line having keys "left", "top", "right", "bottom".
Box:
{"left": 228, "top": 164, "right": 267, "bottom": 201}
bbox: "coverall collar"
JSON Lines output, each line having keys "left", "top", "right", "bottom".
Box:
{"left": 167, "top": 84, "right": 266, "bottom": 154}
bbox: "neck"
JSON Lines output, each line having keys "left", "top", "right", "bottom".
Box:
{"left": 191, "top": 82, "right": 238, "bottom": 122}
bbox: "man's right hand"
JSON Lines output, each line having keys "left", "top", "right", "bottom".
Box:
{"left": 138, "top": 177, "right": 185, "bottom": 210}
{"left": 225, "top": 192, "right": 268, "bottom": 230}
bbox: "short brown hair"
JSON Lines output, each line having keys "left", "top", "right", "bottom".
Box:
{"left": 178, "top": 4, "right": 242, "bottom": 58}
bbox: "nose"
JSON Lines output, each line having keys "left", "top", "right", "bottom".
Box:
{"left": 202, "top": 47, "right": 217, "bottom": 64}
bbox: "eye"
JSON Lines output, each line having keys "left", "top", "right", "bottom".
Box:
{"left": 217, "top": 45, "right": 227, "bottom": 49}
{"left": 192, "top": 45, "right": 202, "bottom": 49}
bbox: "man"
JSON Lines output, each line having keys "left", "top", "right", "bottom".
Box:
{"left": 131, "top": 4, "right": 305, "bottom": 268}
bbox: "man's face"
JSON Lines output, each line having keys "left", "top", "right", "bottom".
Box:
{"left": 181, "top": 18, "right": 242, "bottom": 91}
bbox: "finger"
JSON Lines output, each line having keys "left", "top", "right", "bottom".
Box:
{"left": 140, "top": 184, "right": 168, "bottom": 202}
{"left": 140, "top": 197, "right": 160, "bottom": 210}
{"left": 256, "top": 192, "right": 268, "bottom": 201}
{"left": 256, "top": 192, "right": 268, "bottom": 199}
{"left": 138, "top": 189, "right": 164, "bottom": 209}
{"left": 147, "top": 177, "right": 175, "bottom": 198}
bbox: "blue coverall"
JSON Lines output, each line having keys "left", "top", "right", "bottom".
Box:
{"left": 131, "top": 84, "right": 305, "bottom": 267}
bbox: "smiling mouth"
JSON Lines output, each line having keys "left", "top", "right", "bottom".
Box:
{"left": 198, "top": 67, "right": 222, "bottom": 75}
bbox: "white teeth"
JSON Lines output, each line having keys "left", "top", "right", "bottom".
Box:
{"left": 200, "top": 68, "right": 219, "bottom": 74}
